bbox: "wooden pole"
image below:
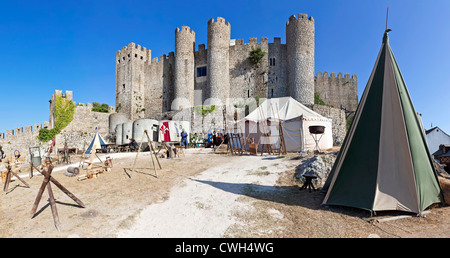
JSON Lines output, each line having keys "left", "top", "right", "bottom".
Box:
{"left": 31, "top": 164, "right": 84, "bottom": 230}
{"left": 386, "top": 7, "right": 389, "bottom": 31}
{"left": 145, "top": 130, "right": 161, "bottom": 169}
{"left": 3, "top": 162, "right": 30, "bottom": 192}
{"left": 31, "top": 166, "right": 52, "bottom": 217}
{"left": 46, "top": 180, "right": 61, "bottom": 231}
{"left": 49, "top": 176, "right": 85, "bottom": 208}
{"left": 131, "top": 132, "right": 146, "bottom": 171}
{"left": 144, "top": 130, "right": 157, "bottom": 177}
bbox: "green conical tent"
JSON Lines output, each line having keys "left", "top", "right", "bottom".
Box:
{"left": 322, "top": 30, "right": 442, "bottom": 214}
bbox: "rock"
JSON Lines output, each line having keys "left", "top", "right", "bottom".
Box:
{"left": 295, "top": 153, "right": 336, "bottom": 186}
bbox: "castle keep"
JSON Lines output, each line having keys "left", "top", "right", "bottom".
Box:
{"left": 115, "top": 13, "right": 358, "bottom": 121}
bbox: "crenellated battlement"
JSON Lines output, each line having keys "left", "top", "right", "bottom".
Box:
{"left": 316, "top": 71, "right": 357, "bottom": 81}
{"left": 197, "top": 44, "right": 206, "bottom": 51}
{"left": 176, "top": 26, "right": 195, "bottom": 35}
{"left": 315, "top": 71, "right": 358, "bottom": 112}
{"left": 208, "top": 17, "right": 231, "bottom": 27}
{"left": 149, "top": 52, "right": 175, "bottom": 65}
{"left": 230, "top": 37, "right": 276, "bottom": 47}
{"left": 286, "top": 13, "right": 314, "bottom": 26}
{"left": 116, "top": 42, "right": 151, "bottom": 61}
{"left": 0, "top": 122, "right": 48, "bottom": 140}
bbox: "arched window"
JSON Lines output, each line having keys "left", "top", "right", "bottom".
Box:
{"left": 269, "top": 57, "right": 276, "bottom": 66}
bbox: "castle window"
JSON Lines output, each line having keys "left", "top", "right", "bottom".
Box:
{"left": 140, "top": 56, "right": 143, "bottom": 60}
{"left": 197, "top": 66, "right": 207, "bottom": 77}
{"left": 269, "top": 58, "right": 276, "bottom": 66}
{"left": 118, "top": 59, "right": 120, "bottom": 63}
{"left": 271, "top": 89, "right": 274, "bottom": 97}
{"left": 135, "top": 54, "right": 138, "bottom": 58}
{"left": 123, "top": 84, "right": 125, "bottom": 89}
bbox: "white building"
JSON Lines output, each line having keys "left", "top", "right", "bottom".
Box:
{"left": 426, "top": 126, "right": 450, "bottom": 154}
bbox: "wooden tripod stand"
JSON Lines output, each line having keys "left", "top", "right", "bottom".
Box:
{"left": 2, "top": 161, "right": 30, "bottom": 192}
{"left": 30, "top": 164, "right": 85, "bottom": 231}
{"left": 126, "top": 130, "right": 161, "bottom": 178}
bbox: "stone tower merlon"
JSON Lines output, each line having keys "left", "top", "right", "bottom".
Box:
{"left": 115, "top": 42, "right": 152, "bottom": 121}
{"left": 173, "top": 26, "right": 196, "bottom": 111}
{"left": 206, "top": 17, "right": 231, "bottom": 106}
{"left": 286, "top": 13, "right": 315, "bottom": 106}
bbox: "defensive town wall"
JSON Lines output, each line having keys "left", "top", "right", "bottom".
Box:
{"left": 0, "top": 90, "right": 114, "bottom": 163}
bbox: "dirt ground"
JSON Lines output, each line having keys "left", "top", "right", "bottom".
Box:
{"left": 1, "top": 148, "right": 450, "bottom": 238}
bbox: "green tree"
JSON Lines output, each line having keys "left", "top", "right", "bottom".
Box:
{"left": 92, "top": 102, "right": 109, "bottom": 113}
{"left": 249, "top": 47, "right": 266, "bottom": 65}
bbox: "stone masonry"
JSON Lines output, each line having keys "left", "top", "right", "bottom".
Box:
{"left": 0, "top": 90, "right": 113, "bottom": 163}
{"left": 115, "top": 13, "right": 358, "bottom": 122}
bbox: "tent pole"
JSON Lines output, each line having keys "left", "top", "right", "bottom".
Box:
{"left": 385, "top": 7, "right": 389, "bottom": 31}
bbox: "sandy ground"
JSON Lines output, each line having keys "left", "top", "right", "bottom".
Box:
{"left": 1, "top": 147, "right": 450, "bottom": 238}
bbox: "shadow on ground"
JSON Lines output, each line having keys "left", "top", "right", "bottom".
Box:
{"left": 191, "top": 178, "right": 324, "bottom": 210}
{"left": 191, "top": 178, "right": 379, "bottom": 219}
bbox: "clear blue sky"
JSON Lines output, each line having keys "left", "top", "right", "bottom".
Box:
{"left": 1, "top": 0, "right": 449, "bottom": 134}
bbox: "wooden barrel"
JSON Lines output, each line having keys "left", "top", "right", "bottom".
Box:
{"left": 1, "top": 171, "right": 8, "bottom": 183}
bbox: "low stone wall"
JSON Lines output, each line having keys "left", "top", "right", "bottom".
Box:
{"left": 312, "top": 104, "right": 347, "bottom": 146}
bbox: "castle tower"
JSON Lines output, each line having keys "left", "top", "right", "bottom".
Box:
{"left": 206, "top": 17, "right": 231, "bottom": 106}
{"left": 115, "top": 42, "right": 151, "bottom": 121}
{"left": 286, "top": 13, "right": 315, "bottom": 106}
{"left": 49, "top": 90, "right": 73, "bottom": 129}
{"left": 173, "top": 26, "right": 195, "bottom": 110}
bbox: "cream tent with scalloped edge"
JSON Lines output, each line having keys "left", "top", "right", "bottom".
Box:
{"left": 242, "top": 97, "right": 333, "bottom": 152}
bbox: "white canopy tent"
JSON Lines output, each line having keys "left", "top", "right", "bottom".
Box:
{"left": 242, "top": 97, "right": 333, "bottom": 152}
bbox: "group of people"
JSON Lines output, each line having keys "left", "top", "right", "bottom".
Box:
{"left": 126, "top": 128, "right": 224, "bottom": 151}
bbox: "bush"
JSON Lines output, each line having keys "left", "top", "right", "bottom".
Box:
{"left": 314, "top": 93, "right": 326, "bottom": 106}
{"left": 194, "top": 105, "right": 216, "bottom": 115}
{"left": 92, "top": 102, "right": 109, "bottom": 113}
{"left": 249, "top": 47, "right": 266, "bottom": 65}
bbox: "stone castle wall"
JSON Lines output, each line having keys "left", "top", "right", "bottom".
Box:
{"left": 115, "top": 13, "right": 357, "bottom": 123}
{"left": 0, "top": 91, "right": 114, "bottom": 163}
{"left": 0, "top": 124, "right": 47, "bottom": 162}
{"left": 111, "top": 13, "right": 358, "bottom": 146}
{"left": 315, "top": 71, "right": 358, "bottom": 112}
{"left": 311, "top": 104, "right": 347, "bottom": 145}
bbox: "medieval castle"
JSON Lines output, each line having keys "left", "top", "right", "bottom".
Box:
{"left": 115, "top": 13, "right": 358, "bottom": 121}
{"left": 0, "top": 12, "right": 358, "bottom": 161}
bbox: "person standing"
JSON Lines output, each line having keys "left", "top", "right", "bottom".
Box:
{"left": 180, "top": 129, "right": 188, "bottom": 149}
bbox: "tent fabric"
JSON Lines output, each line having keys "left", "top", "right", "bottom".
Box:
{"left": 245, "top": 97, "right": 329, "bottom": 122}
{"left": 158, "top": 120, "right": 191, "bottom": 143}
{"left": 85, "top": 132, "right": 107, "bottom": 154}
{"left": 322, "top": 31, "right": 442, "bottom": 214}
{"left": 243, "top": 97, "right": 333, "bottom": 152}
